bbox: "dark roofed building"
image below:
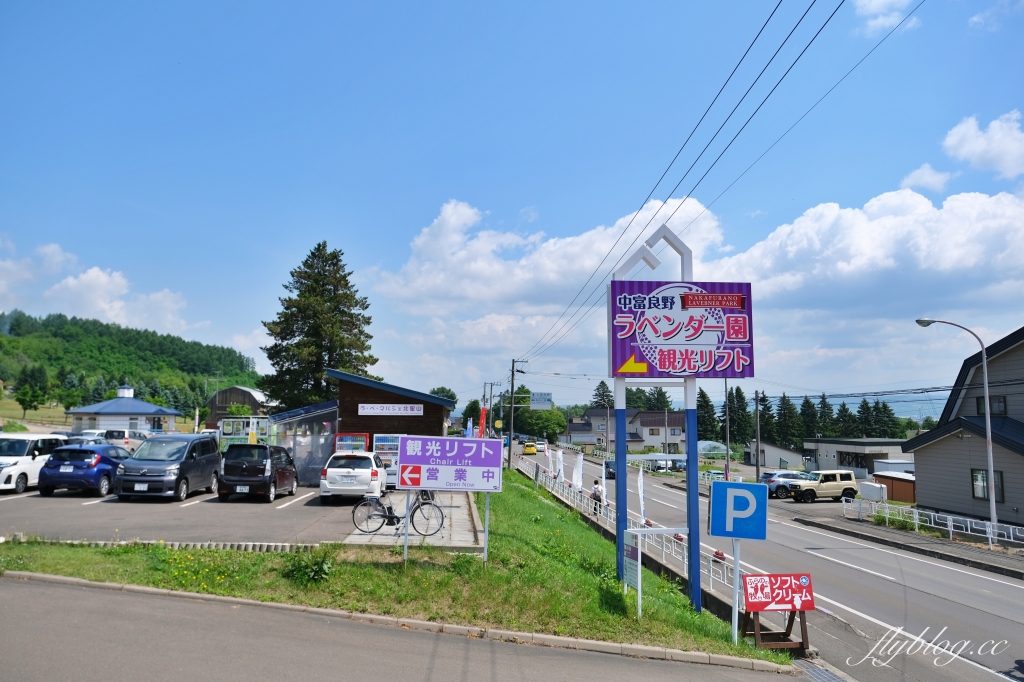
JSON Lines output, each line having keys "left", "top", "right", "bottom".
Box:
{"left": 902, "top": 324, "right": 1024, "bottom": 521}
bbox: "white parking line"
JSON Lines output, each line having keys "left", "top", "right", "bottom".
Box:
{"left": 805, "top": 550, "right": 894, "bottom": 580}
{"left": 82, "top": 499, "right": 105, "bottom": 506}
{"left": 180, "top": 497, "right": 206, "bottom": 507}
{"left": 276, "top": 491, "right": 315, "bottom": 509}
{"left": 0, "top": 492, "right": 34, "bottom": 502}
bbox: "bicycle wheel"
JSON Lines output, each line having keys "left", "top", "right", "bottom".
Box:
{"left": 410, "top": 501, "right": 445, "bottom": 536}
{"left": 352, "top": 499, "right": 387, "bottom": 533}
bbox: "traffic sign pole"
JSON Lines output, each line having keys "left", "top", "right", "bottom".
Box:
{"left": 484, "top": 492, "right": 491, "bottom": 562}
{"left": 403, "top": 489, "right": 411, "bottom": 565}
{"left": 732, "top": 538, "right": 741, "bottom": 643}
{"left": 685, "top": 384, "right": 701, "bottom": 612}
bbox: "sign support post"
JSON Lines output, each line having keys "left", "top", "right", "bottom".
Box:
{"left": 731, "top": 538, "right": 741, "bottom": 643}
{"left": 403, "top": 489, "right": 411, "bottom": 565}
{"left": 484, "top": 492, "right": 491, "bottom": 562}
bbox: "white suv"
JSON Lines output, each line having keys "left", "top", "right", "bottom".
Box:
{"left": 0, "top": 434, "right": 68, "bottom": 494}
{"left": 319, "top": 453, "right": 387, "bottom": 504}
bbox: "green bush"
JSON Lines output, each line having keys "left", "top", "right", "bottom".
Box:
{"left": 2, "top": 421, "right": 28, "bottom": 432}
{"left": 283, "top": 545, "right": 335, "bottom": 585}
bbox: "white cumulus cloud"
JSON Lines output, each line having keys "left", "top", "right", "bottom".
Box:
{"left": 943, "top": 110, "right": 1024, "bottom": 179}
{"left": 853, "top": 0, "right": 913, "bottom": 33}
{"left": 35, "top": 243, "right": 78, "bottom": 273}
{"left": 44, "top": 266, "right": 192, "bottom": 334}
{"left": 900, "top": 163, "right": 952, "bottom": 191}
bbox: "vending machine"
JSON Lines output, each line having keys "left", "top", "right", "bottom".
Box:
{"left": 334, "top": 432, "right": 370, "bottom": 454}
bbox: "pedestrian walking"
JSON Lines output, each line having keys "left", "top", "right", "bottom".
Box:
{"left": 590, "top": 479, "right": 604, "bottom": 515}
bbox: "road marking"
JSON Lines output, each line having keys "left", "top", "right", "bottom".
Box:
{"left": 180, "top": 498, "right": 206, "bottom": 507}
{"left": 276, "top": 491, "right": 315, "bottom": 509}
{"left": 780, "top": 521, "right": 1024, "bottom": 590}
{"left": 0, "top": 492, "right": 35, "bottom": 502}
{"left": 805, "top": 550, "right": 894, "bottom": 580}
{"left": 625, "top": 487, "right": 681, "bottom": 510}
{"left": 82, "top": 499, "right": 105, "bottom": 505}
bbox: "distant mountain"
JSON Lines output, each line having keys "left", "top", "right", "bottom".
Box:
{"left": 0, "top": 310, "right": 259, "bottom": 393}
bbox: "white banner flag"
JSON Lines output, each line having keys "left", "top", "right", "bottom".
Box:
{"left": 572, "top": 452, "right": 584, "bottom": 489}
{"left": 638, "top": 467, "right": 646, "bottom": 522}
{"left": 556, "top": 449, "right": 564, "bottom": 481}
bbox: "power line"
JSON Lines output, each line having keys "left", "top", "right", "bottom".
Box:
{"left": 518, "top": 1, "right": 785, "bottom": 360}
{"left": 526, "top": 1, "right": 844, "bottom": 362}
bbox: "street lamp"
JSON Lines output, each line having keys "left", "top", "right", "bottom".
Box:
{"left": 916, "top": 318, "right": 998, "bottom": 537}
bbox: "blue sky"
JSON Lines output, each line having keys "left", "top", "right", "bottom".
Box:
{"left": 2, "top": 1, "right": 1023, "bottom": 416}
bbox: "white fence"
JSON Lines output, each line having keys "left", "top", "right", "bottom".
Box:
{"left": 842, "top": 498, "right": 1024, "bottom": 545}
{"left": 512, "top": 455, "right": 741, "bottom": 592}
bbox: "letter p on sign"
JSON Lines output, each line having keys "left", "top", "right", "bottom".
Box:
{"left": 709, "top": 481, "right": 768, "bottom": 540}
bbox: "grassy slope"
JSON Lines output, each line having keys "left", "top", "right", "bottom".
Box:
{"left": 0, "top": 471, "right": 786, "bottom": 662}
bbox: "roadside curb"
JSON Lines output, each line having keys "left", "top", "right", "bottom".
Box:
{"left": 0, "top": 570, "right": 796, "bottom": 675}
{"left": 792, "top": 517, "right": 1024, "bottom": 580}
{"left": 465, "top": 491, "right": 484, "bottom": 545}
{"left": 664, "top": 481, "right": 709, "bottom": 498}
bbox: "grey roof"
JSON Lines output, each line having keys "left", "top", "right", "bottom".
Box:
{"left": 636, "top": 411, "right": 685, "bottom": 427}
{"left": 903, "top": 416, "right": 1024, "bottom": 457}
{"left": 326, "top": 369, "right": 455, "bottom": 409}
{"left": 803, "top": 437, "right": 906, "bottom": 446}
{"left": 939, "top": 324, "right": 1024, "bottom": 425}
{"left": 268, "top": 399, "right": 338, "bottom": 424}
{"left": 583, "top": 408, "right": 640, "bottom": 420}
{"left": 66, "top": 397, "right": 182, "bottom": 417}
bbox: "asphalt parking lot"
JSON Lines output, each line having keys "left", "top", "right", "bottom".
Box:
{"left": 0, "top": 485, "right": 358, "bottom": 544}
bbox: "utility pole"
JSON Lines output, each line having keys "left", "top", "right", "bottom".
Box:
{"left": 487, "top": 383, "right": 495, "bottom": 437}
{"left": 508, "top": 359, "right": 516, "bottom": 468}
{"left": 663, "top": 408, "right": 668, "bottom": 455}
{"left": 754, "top": 390, "right": 761, "bottom": 481}
{"left": 724, "top": 378, "right": 730, "bottom": 481}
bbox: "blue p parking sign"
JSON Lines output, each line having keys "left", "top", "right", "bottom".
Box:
{"left": 709, "top": 481, "right": 768, "bottom": 540}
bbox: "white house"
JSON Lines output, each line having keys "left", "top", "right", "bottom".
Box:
{"left": 66, "top": 385, "right": 183, "bottom": 433}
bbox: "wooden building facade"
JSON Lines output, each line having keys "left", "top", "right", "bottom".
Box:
{"left": 327, "top": 369, "right": 455, "bottom": 442}
{"left": 204, "top": 386, "right": 270, "bottom": 428}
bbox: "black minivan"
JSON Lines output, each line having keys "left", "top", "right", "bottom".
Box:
{"left": 219, "top": 443, "right": 298, "bottom": 503}
{"left": 114, "top": 434, "right": 221, "bottom": 502}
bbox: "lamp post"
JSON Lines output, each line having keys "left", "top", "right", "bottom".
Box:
{"left": 916, "top": 318, "right": 997, "bottom": 536}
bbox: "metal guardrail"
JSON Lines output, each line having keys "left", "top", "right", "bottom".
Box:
{"left": 512, "top": 455, "right": 741, "bottom": 592}
{"left": 842, "top": 498, "right": 1024, "bottom": 544}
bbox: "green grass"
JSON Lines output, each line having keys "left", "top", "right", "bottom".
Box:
{"left": 0, "top": 471, "right": 786, "bottom": 663}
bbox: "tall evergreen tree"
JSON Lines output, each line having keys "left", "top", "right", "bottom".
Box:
{"left": 462, "top": 399, "right": 481, "bottom": 429}
{"left": 625, "top": 387, "right": 648, "bottom": 409}
{"left": 91, "top": 376, "right": 109, "bottom": 404}
{"left": 646, "top": 386, "right": 672, "bottom": 411}
{"left": 856, "top": 399, "right": 875, "bottom": 437}
{"left": 260, "top": 242, "right": 378, "bottom": 411}
{"left": 921, "top": 415, "right": 938, "bottom": 430}
{"left": 429, "top": 387, "right": 458, "bottom": 408}
{"left": 591, "top": 381, "right": 614, "bottom": 408}
{"left": 799, "top": 396, "right": 819, "bottom": 440}
{"left": 731, "top": 387, "right": 753, "bottom": 444}
{"left": 756, "top": 392, "right": 778, "bottom": 445}
{"left": 776, "top": 393, "right": 802, "bottom": 450}
{"left": 836, "top": 402, "right": 859, "bottom": 437}
{"left": 874, "top": 400, "right": 902, "bottom": 438}
{"left": 696, "top": 388, "right": 718, "bottom": 441}
{"left": 816, "top": 393, "right": 835, "bottom": 437}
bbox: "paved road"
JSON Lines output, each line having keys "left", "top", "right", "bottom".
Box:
{"left": 529, "top": 452, "right": 1024, "bottom": 682}
{"left": 0, "top": 579, "right": 786, "bottom": 682}
{"left": 0, "top": 485, "right": 356, "bottom": 544}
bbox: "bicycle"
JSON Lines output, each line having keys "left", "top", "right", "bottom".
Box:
{"left": 351, "top": 489, "right": 445, "bottom": 536}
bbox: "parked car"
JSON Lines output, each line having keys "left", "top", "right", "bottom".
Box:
{"left": 603, "top": 459, "right": 616, "bottom": 480}
{"left": 319, "top": 453, "right": 387, "bottom": 503}
{"left": 767, "top": 470, "right": 810, "bottom": 499}
{"left": 787, "top": 469, "right": 859, "bottom": 503}
{"left": 758, "top": 470, "right": 777, "bottom": 485}
{"left": 103, "top": 429, "right": 148, "bottom": 453}
{"left": 39, "top": 444, "right": 131, "bottom": 497}
{"left": 79, "top": 429, "right": 106, "bottom": 439}
{"left": 67, "top": 436, "right": 108, "bottom": 446}
{"left": 0, "top": 434, "right": 68, "bottom": 494}
{"left": 522, "top": 442, "right": 537, "bottom": 455}
{"left": 219, "top": 443, "right": 297, "bottom": 502}
{"left": 114, "top": 434, "right": 220, "bottom": 502}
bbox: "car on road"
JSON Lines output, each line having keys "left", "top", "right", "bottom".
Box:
{"left": 767, "top": 470, "right": 810, "bottom": 499}
{"left": 0, "top": 434, "right": 68, "bottom": 494}
{"left": 319, "top": 453, "right": 387, "bottom": 503}
{"left": 38, "top": 444, "right": 131, "bottom": 497}
{"left": 603, "top": 459, "right": 615, "bottom": 479}
{"left": 522, "top": 442, "right": 537, "bottom": 455}
{"left": 114, "top": 434, "right": 221, "bottom": 502}
{"left": 787, "top": 469, "right": 858, "bottom": 503}
{"left": 219, "top": 443, "right": 298, "bottom": 502}
{"left": 103, "top": 429, "right": 148, "bottom": 453}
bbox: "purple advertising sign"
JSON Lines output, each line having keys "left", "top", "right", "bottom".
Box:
{"left": 609, "top": 280, "right": 754, "bottom": 379}
{"left": 396, "top": 436, "right": 503, "bottom": 492}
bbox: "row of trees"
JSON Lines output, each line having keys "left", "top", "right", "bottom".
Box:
{"left": 12, "top": 362, "right": 213, "bottom": 421}
{"left": 590, "top": 380, "right": 671, "bottom": 411}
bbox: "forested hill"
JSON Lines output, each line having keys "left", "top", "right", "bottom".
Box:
{"left": 0, "top": 310, "right": 259, "bottom": 390}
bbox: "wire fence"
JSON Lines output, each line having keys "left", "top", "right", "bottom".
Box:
{"left": 841, "top": 498, "right": 1024, "bottom": 545}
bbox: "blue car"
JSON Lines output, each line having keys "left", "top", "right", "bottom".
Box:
{"left": 38, "top": 444, "right": 131, "bottom": 497}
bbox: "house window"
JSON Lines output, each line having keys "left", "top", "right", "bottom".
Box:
{"left": 670, "top": 428, "right": 681, "bottom": 436}
{"left": 971, "top": 469, "right": 1004, "bottom": 503}
{"left": 87, "top": 417, "right": 97, "bottom": 429}
{"left": 129, "top": 417, "right": 139, "bottom": 430}
{"left": 838, "top": 451, "right": 866, "bottom": 469}
{"left": 597, "top": 423, "right": 606, "bottom": 431}
{"left": 976, "top": 396, "right": 1007, "bottom": 416}
{"left": 649, "top": 428, "right": 660, "bottom": 436}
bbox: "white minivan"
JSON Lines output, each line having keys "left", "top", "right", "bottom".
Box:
{"left": 0, "top": 434, "right": 68, "bottom": 494}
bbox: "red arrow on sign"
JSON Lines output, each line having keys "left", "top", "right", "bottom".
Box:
{"left": 400, "top": 465, "right": 421, "bottom": 487}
